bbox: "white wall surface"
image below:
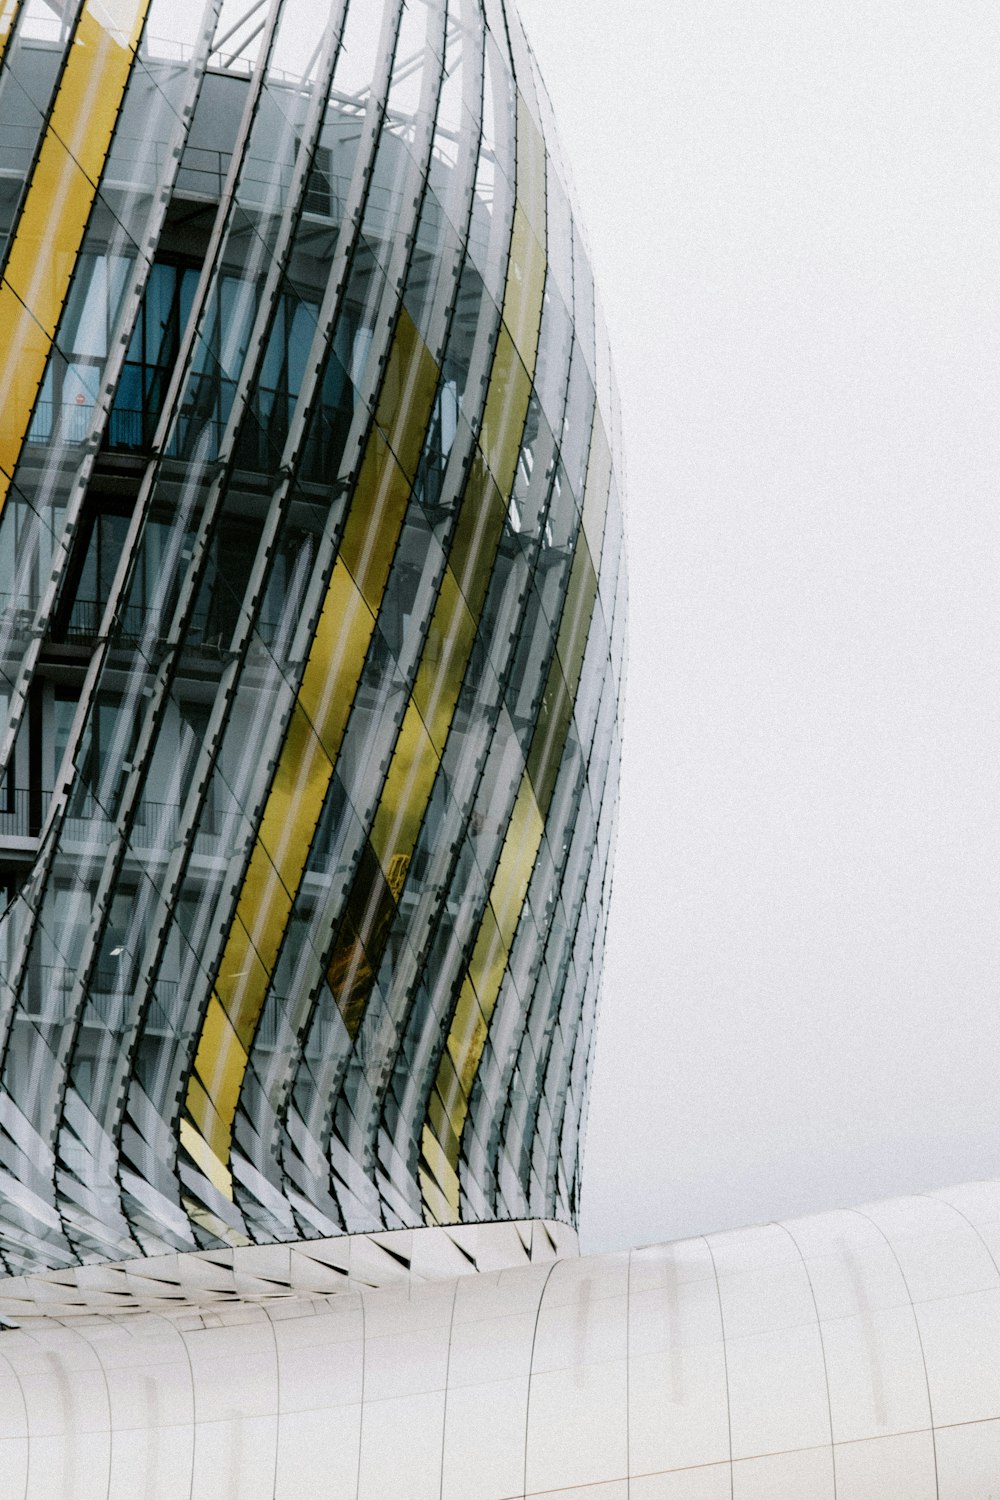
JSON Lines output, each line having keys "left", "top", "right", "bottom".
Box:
{"left": 2, "top": 1181, "right": 999, "bottom": 1497}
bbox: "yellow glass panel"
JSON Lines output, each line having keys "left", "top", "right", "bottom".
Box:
{"left": 369, "top": 700, "right": 437, "bottom": 870}
{"left": 410, "top": 577, "right": 475, "bottom": 753}
{"left": 425, "top": 1074, "right": 460, "bottom": 1148}
{"left": 299, "top": 561, "right": 376, "bottom": 756}
{"left": 420, "top": 1130, "right": 460, "bottom": 1210}
{"left": 484, "top": 778, "right": 544, "bottom": 944}
{"left": 423, "top": 779, "right": 546, "bottom": 1221}
{"left": 179, "top": 1122, "right": 233, "bottom": 1202}
{"left": 181, "top": 1191, "right": 250, "bottom": 1247}
{"left": 213, "top": 914, "right": 269, "bottom": 1042}
{"left": 443, "top": 458, "right": 505, "bottom": 619}
{"left": 516, "top": 100, "right": 546, "bottom": 242}
{"left": 374, "top": 307, "right": 440, "bottom": 480}
{"left": 503, "top": 206, "right": 545, "bottom": 372}
{"left": 446, "top": 977, "right": 490, "bottom": 1097}
{"left": 558, "top": 547, "right": 599, "bottom": 692}
{"left": 409, "top": 468, "right": 504, "bottom": 754}
{"left": 192, "top": 996, "right": 248, "bottom": 1113}
{"left": 338, "top": 432, "right": 413, "bottom": 610}
{"left": 185, "top": 1075, "right": 230, "bottom": 1160}
{"left": 0, "top": 0, "right": 149, "bottom": 510}
{"left": 419, "top": 1161, "right": 457, "bottom": 1228}
{"left": 256, "top": 715, "right": 332, "bottom": 893}
{"left": 478, "top": 327, "right": 531, "bottom": 495}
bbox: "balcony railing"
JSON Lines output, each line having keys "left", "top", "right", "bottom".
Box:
{"left": 0, "top": 788, "right": 35, "bottom": 840}
{"left": 56, "top": 595, "right": 286, "bottom": 652}
{"left": 16, "top": 968, "right": 292, "bottom": 1042}
{"left": 0, "top": 791, "right": 246, "bottom": 858}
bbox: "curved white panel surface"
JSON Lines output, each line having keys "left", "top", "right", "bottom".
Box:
{"left": 1, "top": 1181, "right": 998, "bottom": 1497}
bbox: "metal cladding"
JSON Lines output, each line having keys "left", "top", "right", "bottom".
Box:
{"left": 0, "top": 0, "right": 626, "bottom": 1270}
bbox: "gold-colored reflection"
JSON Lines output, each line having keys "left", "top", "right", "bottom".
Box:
{"left": 420, "top": 408, "right": 612, "bottom": 1223}
{"left": 516, "top": 105, "right": 546, "bottom": 243}
{"left": 181, "top": 310, "right": 439, "bottom": 1205}
{"left": 420, "top": 779, "right": 544, "bottom": 1221}
{"left": 503, "top": 207, "right": 545, "bottom": 372}
{"left": 0, "top": 0, "right": 149, "bottom": 512}
{"left": 180, "top": 1190, "right": 251, "bottom": 1248}
{"left": 479, "top": 328, "right": 531, "bottom": 494}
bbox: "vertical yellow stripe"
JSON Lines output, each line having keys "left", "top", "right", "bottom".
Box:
{"left": 0, "top": 0, "right": 149, "bottom": 511}
{"left": 180, "top": 310, "right": 439, "bottom": 1203}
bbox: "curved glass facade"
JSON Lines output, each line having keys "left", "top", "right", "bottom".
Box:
{"left": 0, "top": 0, "right": 625, "bottom": 1270}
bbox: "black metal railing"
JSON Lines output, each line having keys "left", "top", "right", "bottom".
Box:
{"left": 0, "top": 788, "right": 34, "bottom": 840}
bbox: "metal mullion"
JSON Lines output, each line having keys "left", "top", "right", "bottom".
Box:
{"left": 0, "top": 12, "right": 292, "bottom": 1078}
{"left": 181, "top": 306, "right": 440, "bottom": 1225}
{"left": 160, "top": 0, "right": 411, "bottom": 1064}
{"left": 413, "top": 222, "right": 563, "bottom": 1224}
{"left": 534, "top": 904, "right": 597, "bottom": 1217}
{"left": 344, "top": 434, "right": 558, "bottom": 1199}
{"left": 392, "top": 549, "right": 557, "bottom": 1211}
{"left": 132, "top": 1, "right": 358, "bottom": 934}
{"left": 276, "top": 437, "right": 489, "bottom": 1218}
{"left": 524, "top": 579, "right": 617, "bottom": 1110}
{"left": 548, "top": 880, "right": 609, "bottom": 1219}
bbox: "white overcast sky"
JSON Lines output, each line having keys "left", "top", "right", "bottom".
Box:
{"left": 517, "top": 0, "right": 1000, "bottom": 1254}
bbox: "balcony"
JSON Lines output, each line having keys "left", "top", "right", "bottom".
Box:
{"left": 0, "top": 792, "right": 245, "bottom": 862}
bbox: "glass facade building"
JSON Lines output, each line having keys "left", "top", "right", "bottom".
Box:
{"left": 0, "top": 2, "right": 996, "bottom": 1495}
{"left": 0, "top": 0, "right": 625, "bottom": 1273}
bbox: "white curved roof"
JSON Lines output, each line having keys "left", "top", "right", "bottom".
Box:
{"left": 1, "top": 1179, "right": 998, "bottom": 1495}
